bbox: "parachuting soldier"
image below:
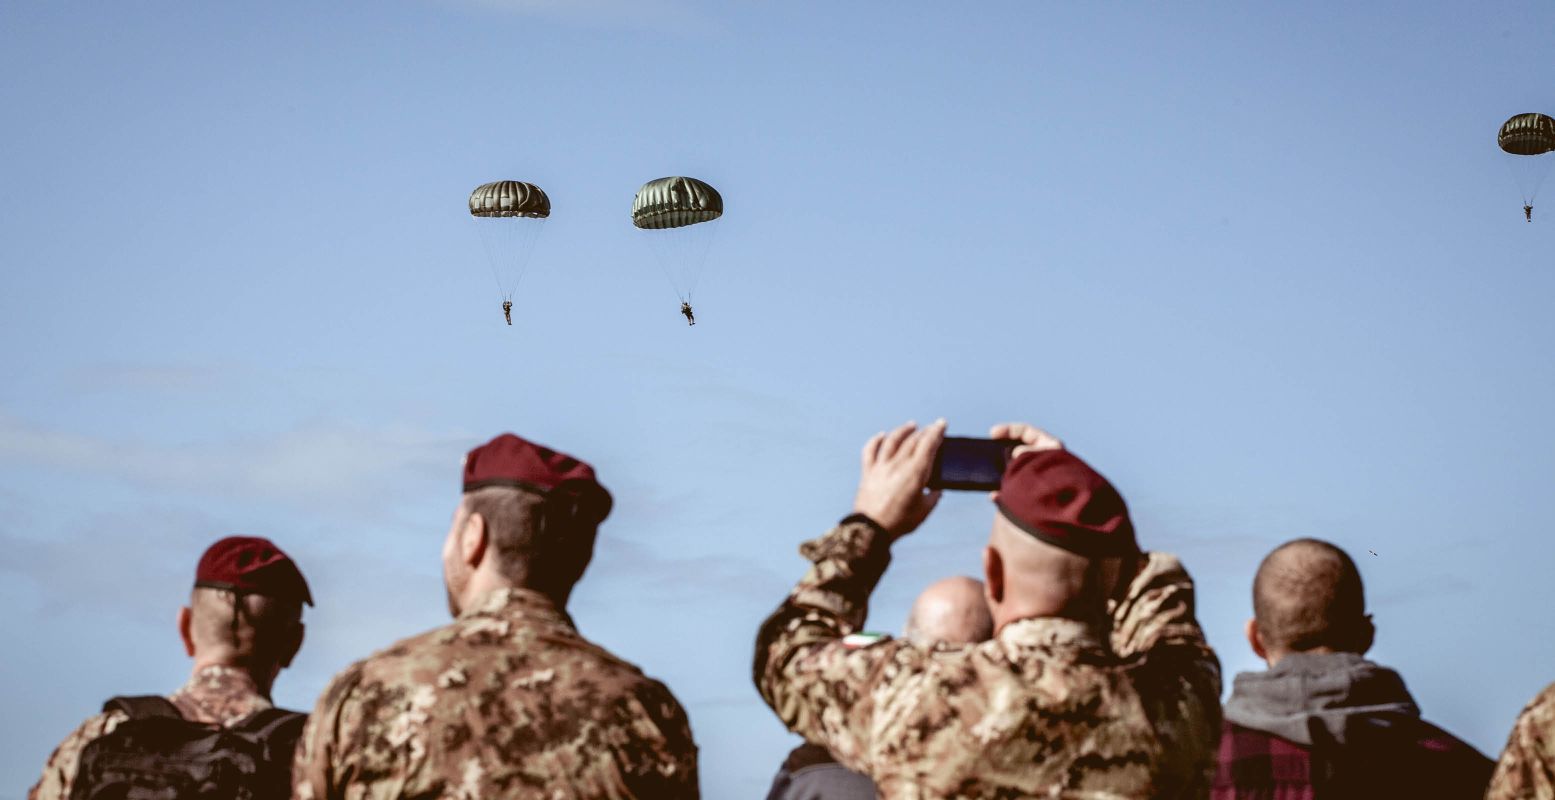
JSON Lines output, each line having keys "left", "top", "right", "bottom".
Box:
{"left": 469, "top": 181, "right": 549, "bottom": 328}
{"left": 633, "top": 177, "right": 723, "bottom": 318}
{"left": 1498, "top": 113, "right": 1555, "bottom": 222}
{"left": 754, "top": 420, "right": 1222, "bottom": 798}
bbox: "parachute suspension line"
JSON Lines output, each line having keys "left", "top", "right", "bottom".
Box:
{"left": 680, "top": 222, "right": 719, "bottom": 302}
{"left": 644, "top": 230, "right": 689, "bottom": 303}
{"left": 474, "top": 216, "right": 545, "bottom": 302}
{"left": 475, "top": 221, "right": 512, "bottom": 300}
{"left": 1502, "top": 156, "right": 1555, "bottom": 207}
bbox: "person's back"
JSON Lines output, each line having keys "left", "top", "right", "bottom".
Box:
{"left": 293, "top": 433, "right": 697, "bottom": 800}
{"left": 1212, "top": 538, "right": 1492, "bottom": 800}
{"left": 1214, "top": 664, "right": 1493, "bottom": 800}
{"left": 29, "top": 537, "right": 313, "bottom": 800}
{"left": 298, "top": 587, "right": 692, "bottom": 799}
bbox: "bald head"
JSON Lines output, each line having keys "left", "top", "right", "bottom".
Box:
{"left": 905, "top": 576, "right": 993, "bottom": 646}
{"left": 983, "top": 513, "right": 1117, "bottom": 632}
{"left": 1251, "top": 538, "right": 1370, "bottom": 660}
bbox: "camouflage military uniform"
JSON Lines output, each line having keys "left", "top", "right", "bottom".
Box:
{"left": 1487, "top": 681, "right": 1555, "bottom": 800}
{"left": 29, "top": 665, "right": 274, "bottom": 800}
{"left": 292, "top": 587, "right": 698, "bottom": 800}
{"left": 754, "top": 518, "right": 1222, "bottom": 799}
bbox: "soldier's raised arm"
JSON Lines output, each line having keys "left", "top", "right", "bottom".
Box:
{"left": 758, "top": 420, "right": 1232, "bottom": 797}
{"left": 753, "top": 421, "right": 945, "bottom": 768}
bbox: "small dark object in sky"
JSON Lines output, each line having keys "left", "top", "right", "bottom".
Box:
{"left": 1368, "top": 549, "right": 1378, "bottom": 556}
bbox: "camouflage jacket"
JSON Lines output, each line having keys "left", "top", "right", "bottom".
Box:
{"left": 29, "top": 664, "right": 275, "bottom": 800}
{"left": 291, "top": 587, "right": 698, "bottom": 800}
{"left": 1487, "top": 680, "right": 1555, "bottom": 800}
{"left": 754, "top": 518, "right": 1223, "bottom": 799}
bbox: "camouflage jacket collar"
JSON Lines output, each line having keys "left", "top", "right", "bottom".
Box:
{"left": 169, "top": 664, "right": 272, "bottom": 725}
{"left": 996, "top": 616, "right": 1108, "bottom": 653}
{"left": 461, "top": 586, "right": 577, "bottom": 630}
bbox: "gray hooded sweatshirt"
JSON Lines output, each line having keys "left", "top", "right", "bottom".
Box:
{"left": 1222, "top": 651, "right": 1419, "bottom": 745}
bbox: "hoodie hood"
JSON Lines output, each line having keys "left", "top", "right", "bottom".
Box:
{"left": 1223, "top": 652, "right": 1420, "bottom": 746}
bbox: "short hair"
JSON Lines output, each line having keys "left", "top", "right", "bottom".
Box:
{"left": 188, "top": 587, "right": 302, "bottom": 664}
{"left": 463, "top": 485, "right": 599, "bottom": 592}
{"left": 1252, "top": 538, "right": 1366, "bottom": 653}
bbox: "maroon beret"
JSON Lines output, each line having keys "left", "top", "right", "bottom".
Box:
{"left": 994, "top": 449, "right": 1137, "bottom": 557}
{"left": 194, "top": 536, "right": 312, "bottom": 606}
{"left": 463, "top": 433, "right": 612, "bottom": 519}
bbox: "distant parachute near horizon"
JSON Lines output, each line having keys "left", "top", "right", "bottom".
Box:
{"left": 1498, "top": 113, "right": 1555, "bottom": 220}
{"left": 470, "top": 181, "right": 550, "bottom": 324}
{"left": 633, "top": 177, "right": 723, "bottom": 319}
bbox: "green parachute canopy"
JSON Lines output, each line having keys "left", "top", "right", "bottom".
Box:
{"left": 469, "top": 181, "right": 551, "bottom": 219}
{"left": 632, "top": 177, "right": 723, "bottom": 230}
{"left": 469, "top": 180, "right": 549, "bottom": 303}
{"left": 1499, "top": 114, "right": 1555, "bottom": 156}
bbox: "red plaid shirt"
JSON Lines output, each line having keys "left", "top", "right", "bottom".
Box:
{"left": 1212, "top": 717, "right": 1493, "bottom": 800}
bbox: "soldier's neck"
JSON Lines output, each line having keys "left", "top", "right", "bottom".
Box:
{"left": 461, "top": 571, "right": 572, "bottom": 614}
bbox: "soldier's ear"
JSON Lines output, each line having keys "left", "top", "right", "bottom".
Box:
{"left": 983, "top": 546, "right": 1004, "bottom": 604}
{"left": 461, "top": 511, "right": 489, "bottom": 567}
{"left": 279, "top": 621, "right": 304, "bottom": 669}
{"left": 178, "top": 606, "right": 195, "bottom": 658}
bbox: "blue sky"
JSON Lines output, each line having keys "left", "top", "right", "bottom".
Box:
{"left": 2, "top": 1, "right": 1553, "bottom": 796}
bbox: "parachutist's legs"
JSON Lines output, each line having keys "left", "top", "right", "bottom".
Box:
{"left": 1527, "top": 205, "right": 1534, "bottom": 222}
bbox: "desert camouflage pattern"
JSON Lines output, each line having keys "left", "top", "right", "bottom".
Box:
{"left": 754, "top": 519, "right": 1222, "bottom": 799}
{"left": 1487, "top": 680, "right": 1555, "bottom": 800}
{"left": 28, "top": 665, "right": 274, "bottom": 800}
{"left": 292, "top": 587, "right": 698, "bottom": 800}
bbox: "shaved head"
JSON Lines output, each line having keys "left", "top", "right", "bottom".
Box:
{"left": 983, "top": 512, "right": 1118, "bottom": 632}
{"left": 1252, "top": 538, "right": 1369, "bottom": 656}
{"left": 180, "top": 587, "right": 305, "bottom": 692}
{"left": 905, "top": 576, "right": 993, "bottom": 646}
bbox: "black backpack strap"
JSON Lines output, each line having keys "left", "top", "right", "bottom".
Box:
{"left": 236, "top": 708, "right": 308, "bottom": 747}
{"left": 102, "top": 695, "right": 184, "bottom": 721}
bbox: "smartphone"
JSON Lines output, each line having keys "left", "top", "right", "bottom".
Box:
{"left": 930, "top": 437, "right": 1016, "bottom": 491}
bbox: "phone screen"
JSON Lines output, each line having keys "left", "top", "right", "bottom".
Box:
{"left": 930, "top": 437, "right": 1016, "bottom": 491}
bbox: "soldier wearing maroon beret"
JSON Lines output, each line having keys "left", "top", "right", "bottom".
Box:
{"left": 294, "top": 433, "right": 699, "bottom": 800}
{"left": 30, "top": 537, "right": 312, "bottom": 800}
{"left": 754, "top": 420, "right": 1223, "bottom": 799}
